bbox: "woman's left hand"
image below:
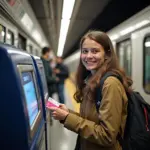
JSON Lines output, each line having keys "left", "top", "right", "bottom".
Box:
{"left": 49, "top": 107, "right": 69, "bottom": 121}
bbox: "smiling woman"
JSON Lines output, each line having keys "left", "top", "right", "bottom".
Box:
{"left": 75, "top": 31, "right": 132, "bottom": 103}
{"left": 48, "top": 30, "right": 133, "bottom": 150}
{"left": 81, "top": 38, "right": 105, "bottom": 71}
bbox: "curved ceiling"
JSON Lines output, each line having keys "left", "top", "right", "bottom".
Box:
{"left": 29, "top": 0, "right": 150, "bottom": 58}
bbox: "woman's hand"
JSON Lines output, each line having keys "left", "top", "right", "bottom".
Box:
{"left": 59, "top": 104, "right": 69, "bottom": 112}
{"left": 49, "top": 107, "right": 69, "bottom": 121}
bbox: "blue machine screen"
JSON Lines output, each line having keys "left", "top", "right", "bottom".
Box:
{"left": 22, "top": 72, "right": 39, "bottom": 127}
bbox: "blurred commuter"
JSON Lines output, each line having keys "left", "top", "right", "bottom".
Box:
{"left": 41, "top": 47, "right": 58, "bottom": 97}
{"left": 50, "top": 59, "right": 56, "bottom": 69}
{"left": 54, "top": 57, "right": 69, "bottom": 104}
{"left": 48, "top": 31, "right": 133, "bottom": 150}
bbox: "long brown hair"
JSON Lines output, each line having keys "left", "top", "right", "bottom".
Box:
{"left": 74, "top": 30, "right": 133, "bottom": 103}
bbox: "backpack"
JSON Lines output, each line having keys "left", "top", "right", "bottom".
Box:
{"left": 95, "top": 72, "right": 150, "bottom": 150}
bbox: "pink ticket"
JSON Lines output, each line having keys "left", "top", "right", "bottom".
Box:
{"left": 46, "top": 97, "right": 60, "bottom": 108}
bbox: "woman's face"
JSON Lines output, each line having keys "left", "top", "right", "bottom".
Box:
{"left": 81, "top": 38, "right": 105, "bottom": 71}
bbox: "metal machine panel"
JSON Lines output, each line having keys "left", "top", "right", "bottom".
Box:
{"left": 0, "top": 44, "right": 46, "bottom": 150}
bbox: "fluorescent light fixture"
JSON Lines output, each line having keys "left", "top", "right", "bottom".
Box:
{"left": 62, "top": 0, "right": 76, "bottom": 19}
{"left": 57, "top": 19, "right": 70, "bottom": 56}
{"left": 21, "top": 13, "right": 33, "bottom": 31}
{"left": 120, "top": 26, "right": 135, "bottom": 36}
{"left": 57, "top": 0, "right": 76, "bottom": 56}
{"left": 145, "top": 41, "right": 150, "bottom": 47}
{"left": 135, "top": 20, "right": 150, "bottom": 29}
{"left": 110, "top": 34, "right": 119, "bottom": 41}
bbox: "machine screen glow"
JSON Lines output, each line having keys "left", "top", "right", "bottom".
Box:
{"left": 22, "top": 72, "right": 39, "bottom": 127}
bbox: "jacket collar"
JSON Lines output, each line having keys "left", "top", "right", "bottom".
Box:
{"left": 41, "top": 57, "right": 50, "bottom": 63}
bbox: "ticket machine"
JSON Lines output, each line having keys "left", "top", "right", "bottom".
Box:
{"left": 0, "top": 44, "right": 46, "bottom": 150}
{"left": 31, "top": 56, "right": 51, "bottom": 150}
{"left": 31, "top": 56, "right": 49, "bottom": 119}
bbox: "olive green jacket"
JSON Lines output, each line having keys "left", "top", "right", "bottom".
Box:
{"left": 64, "top": 77, "right": 128, "bottom": 150}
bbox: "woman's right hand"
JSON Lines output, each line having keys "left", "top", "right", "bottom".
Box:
{"left": 59, "top": 104, "right": 69, "bottom": 113}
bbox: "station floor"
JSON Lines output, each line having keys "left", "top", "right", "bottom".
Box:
{"left": 49, "top": 79, "right": 80, "bottom": 150}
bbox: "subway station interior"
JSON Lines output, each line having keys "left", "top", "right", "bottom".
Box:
{"left": 0, "top": 0, "right": 150, "bottom": 150}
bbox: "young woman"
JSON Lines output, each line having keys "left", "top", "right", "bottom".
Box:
{"left": 49, "top": 31, "right": 132, "bottom": 150}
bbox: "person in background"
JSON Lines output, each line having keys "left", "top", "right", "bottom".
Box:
{"left": 53, "top": 57, "right": 69, "bottom": 104}
{"left": 50, "top": 59, "right": 56, "bottom": 69}
{"left": 41, "top": 47, "right": 58, "bottom": 97}
{"left": 48, "top": 31, "right": 133, "bottom": 150}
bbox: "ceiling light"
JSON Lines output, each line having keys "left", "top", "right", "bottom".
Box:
{"left": 57, "top": 19, "right": 70, "bottom": 56}
{"left": 57, "top": 0, "right": 76, "bottom": 56}
{"left": 62, "top": 0, "right": 76, "bottom": 19}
